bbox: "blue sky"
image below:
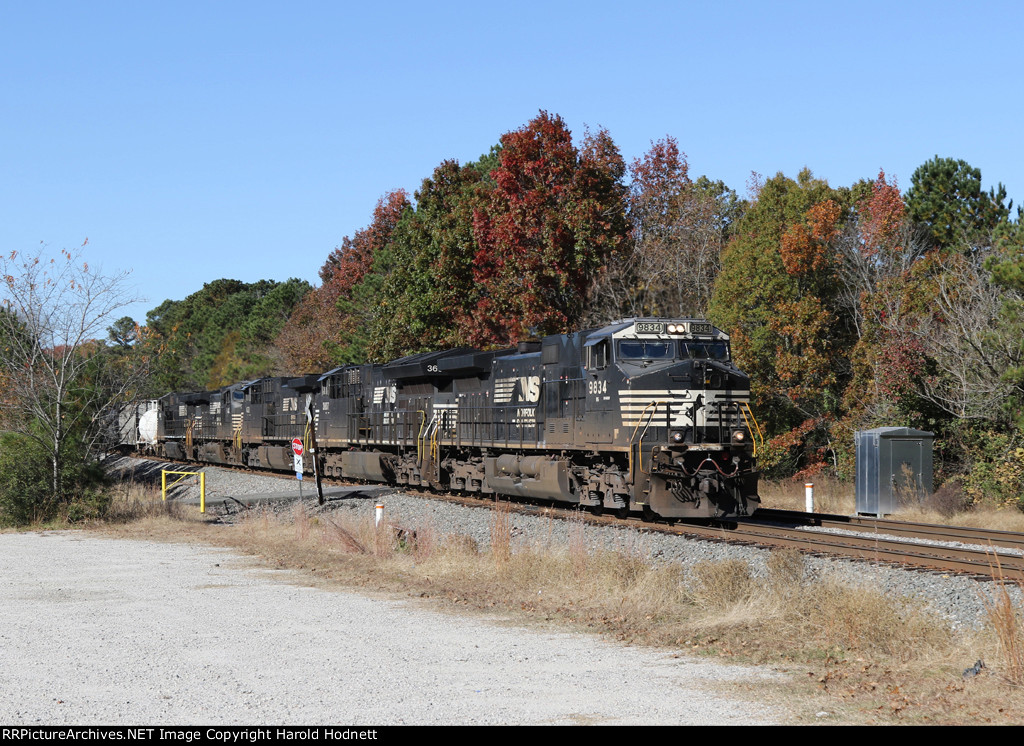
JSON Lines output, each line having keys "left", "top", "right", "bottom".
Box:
{"left": 2, "top": 1, "right": 1022, "bottom": 325}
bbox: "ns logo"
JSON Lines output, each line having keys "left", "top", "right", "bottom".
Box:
{"left": 517, "top": 376, "right": 541, "bottom": 402}
{"left": 494, "top": 375, "right": 542, "bottom": 404}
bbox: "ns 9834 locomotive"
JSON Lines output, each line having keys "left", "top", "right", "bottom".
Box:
{"left": 128, "top": 318, "right": 763, "bottom": 520}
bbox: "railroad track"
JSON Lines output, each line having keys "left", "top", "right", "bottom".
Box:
{"left": 129, "top": 454, "right": 1024, "bottom": 581}
{"left": 754, "top": 508, "right": 1024, "bottom": 551}
{"left": 496, "top": 500, "right": 1024, "bottom": 581}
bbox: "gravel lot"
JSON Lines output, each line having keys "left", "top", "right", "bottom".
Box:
{"left": 0, "top": 531, "right": 783, "bottom": 725}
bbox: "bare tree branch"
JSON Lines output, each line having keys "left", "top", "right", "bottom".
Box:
{"left": 1, "top": 246, "right": 149, "bottom": 498}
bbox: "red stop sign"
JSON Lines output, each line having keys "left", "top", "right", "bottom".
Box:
{"left": 292, "top": 438, "right": 303, "bottom": 456}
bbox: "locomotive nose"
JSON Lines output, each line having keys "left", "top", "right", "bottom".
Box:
{"left": 691, "top": 358, "right": 746, "bottom": 390}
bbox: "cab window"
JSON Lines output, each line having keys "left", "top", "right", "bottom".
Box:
{"left": 680, "top": 341, "right": 729, "bottom": 361}
{"left": 616, "top": 341, "right": 673, "bottom": 360}
{"left": 586, "top": 340, "right": 609, "bottom": 369}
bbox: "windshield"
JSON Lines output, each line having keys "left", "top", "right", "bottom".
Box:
{"left": 617, "top": 341, "right": 674, "bottom": 360}
{"left": 680, "top": 341, "right": 729, "bottom": 361}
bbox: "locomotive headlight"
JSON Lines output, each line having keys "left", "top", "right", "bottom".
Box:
{"left": 732, "top": 430, "right": 746, "bottom": 444}
{"left": 672, "top": 431, "right": 684, "bottom": 443}
{"left": 667, "top": 324, "right": 678, "bottom": 333}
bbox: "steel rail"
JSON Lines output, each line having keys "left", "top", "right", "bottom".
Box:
{"left": 668, "top": 519, "right": 1024, "bottom": 580}
{"left": 754, "top": 508, "right": 1024, "bottom": 552}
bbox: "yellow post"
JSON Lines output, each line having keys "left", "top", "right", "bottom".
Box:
{"left": 162, "top": 470, "right": 167, "bottom": 501}
{"left": 200, "top": 472, "right": 206, "bottom": 514}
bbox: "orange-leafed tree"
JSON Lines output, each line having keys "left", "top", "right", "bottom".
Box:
{"left": 709, "top": 170, "right": 857, "bottom": 476}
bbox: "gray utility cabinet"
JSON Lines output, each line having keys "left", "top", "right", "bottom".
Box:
{"left": 855, "top": 427, "right": 934, "bottom": 516}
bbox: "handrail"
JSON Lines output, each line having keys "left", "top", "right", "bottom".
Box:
{"left": 415, "top": 410, "right": 426, "bottom": 462}
{"left": 739, "top": 402, "right": 765, "bottom": 456}
{"left": 418, "top": 411, "right": 438, "bottom": 466}
{"left": 628, "top": 400, "right": 665, "bottom": 480}
{"left": 427, "top": 415, "right": 439, "bottom": 458}
{"left": 431, "top": 417, "right": 440, "bottom": 464}
{"left": 637, "top": 400, "right": 666, "bottom": 475}
{"left": 419, "top": 414, "right": 439, "bottom": 473}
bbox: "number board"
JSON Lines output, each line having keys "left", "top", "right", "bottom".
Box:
{"left": 634, "top": 322, "right": 664, "bottom": 334}
{"left": 690, "top": 322, "right": 713, "bottom": 335}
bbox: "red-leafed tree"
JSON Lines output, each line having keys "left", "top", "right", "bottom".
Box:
{"left": 570, "top": 125, "right": 630, "bottom": 268}
{"left": 322, "top": 189, "right": 411, "bottom": 297}
{"left": 463, "top": 112, "right": 628, "bottom": 347}
{"left": 836, "top": 171, "right": 917, "bottom": 340}
{"left": 836, "top": 171, "right": 937, "bottom": 427}
{"left": 586, "top": 136, "right": 742, "bottom": 322}
{"left": 328, "top": 188, "right": 411, "bottom": 363}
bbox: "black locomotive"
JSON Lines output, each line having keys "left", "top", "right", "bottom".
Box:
{"left": 125, "top": 318, "right": 762, "bottom": 519}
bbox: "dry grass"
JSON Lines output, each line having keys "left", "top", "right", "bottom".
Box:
{"left": 293, "top": 503, "right": 311, "bottom": 542}
{"left": 759, "top": 477, "right": 1024, "bottom": 534}
{"left": 91, "top": 480, "right": 196, "bottom": 525}
{"left": 409, "top": 516, "right": 437, "bottom": 561}
{"left": 933, "top": 507, "right": 1024, "bottom": 533}
{"left": 686, "top": 559, "right": 755, "bottom": 617}
{"left": 567, "top": 511, "right": 587, "bottom": 579}
{"left": 759, "top": 476, "right": 855, "bottom": 515}
{"left": 490, "top": 497, "right": 512, "bottom": 566}
{"left": 322, "top": 516, "right": 368, "bottom": 554}
{"left": 981, "top": 557, "right": 1024, "bottom": 687}
{"left": 85, "top": 486, "right": 1024, "bottom": 724}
